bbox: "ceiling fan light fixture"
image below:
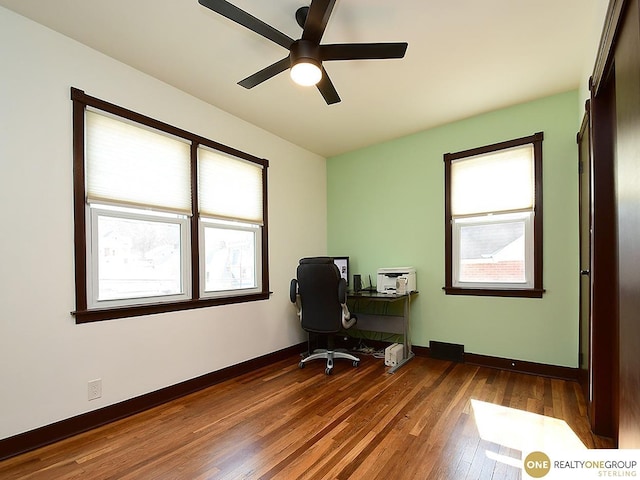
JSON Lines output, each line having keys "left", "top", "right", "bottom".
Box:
{"left": 290, "top": 60, "right": 322, "bottom": 86}
{"left": 198, "top": 1, "right": 408, "bottom": 104}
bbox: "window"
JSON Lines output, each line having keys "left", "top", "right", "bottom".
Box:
{"left": 72, "top": 88, "right": 269, "bottom": 322}
{"left": 197, "top": 145, "right": 264, "bottom": 298}
{"left": 444, "top": 132, "right": 543, "bottom": 297}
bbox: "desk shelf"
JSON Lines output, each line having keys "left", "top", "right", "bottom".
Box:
{"left": 347, "top": 291, "right": 417, "bottom": 373}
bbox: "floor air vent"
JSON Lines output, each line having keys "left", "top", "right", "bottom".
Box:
{"left": 429, "top": 341, "right": 464, "bottom": 362}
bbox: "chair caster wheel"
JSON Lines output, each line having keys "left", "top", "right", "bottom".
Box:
{"left": 353, "top": 361, "right": 359, "bottom": 367}
{"left": 298, "top": 361, "right": 305, "bottom": 369}
{"left": 325, "top": 367, "right": 333, "bottom": 375}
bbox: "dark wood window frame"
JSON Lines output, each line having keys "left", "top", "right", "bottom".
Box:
{"left": 444, "top": 132, "right": 544, "bottom": 298}
{"left": 71, "top": 88, "right": 270, "bottom": 323}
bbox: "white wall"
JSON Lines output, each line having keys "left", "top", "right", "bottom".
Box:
{"left": 0, "top": 7, "right": 326, "bottom": 440}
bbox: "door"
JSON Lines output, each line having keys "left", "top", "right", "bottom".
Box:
{"left": 577, "top": 109, "right": 592, "bottom": 410}
{"left": 588, "top": 66, "right": 617, "bottom": 438}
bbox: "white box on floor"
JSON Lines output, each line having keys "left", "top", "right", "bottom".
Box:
{"left": 385, "top": 343, "right": 404, "bottom": 367}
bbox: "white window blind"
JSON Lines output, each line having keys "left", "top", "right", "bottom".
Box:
{"left": 198, "top": 147, "right": 264, "bottom": 224}
{"left": 86, "top": 110, "right": 192, "bottom": 214}
{"left": 451, "top": 144, "right": 534, "bottom": 216}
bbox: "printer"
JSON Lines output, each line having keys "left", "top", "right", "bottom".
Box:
{"left": 377, "top": 267, "right": 417, "bottom": 294}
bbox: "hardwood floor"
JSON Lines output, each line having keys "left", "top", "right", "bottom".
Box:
{"left": 0, "top": 354, "right": 613, "bottom": 479}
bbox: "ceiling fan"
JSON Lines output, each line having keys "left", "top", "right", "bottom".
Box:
{"left": 198, "top": 0, "right": 408, "bottom": 104}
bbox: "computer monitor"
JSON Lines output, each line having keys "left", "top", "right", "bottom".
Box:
{"left": 332, "top": 256, "right": 349, "bottom": 286}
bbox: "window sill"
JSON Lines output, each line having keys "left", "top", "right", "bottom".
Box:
{"left": 73, "top": 292, "right": 271, "bottom": 323}
{"left": 443, "top": 287, "right": 544, "bottom": 298}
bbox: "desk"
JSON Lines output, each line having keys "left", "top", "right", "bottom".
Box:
{"left": 347, "top": 291, "right": 417, "bottom": 373}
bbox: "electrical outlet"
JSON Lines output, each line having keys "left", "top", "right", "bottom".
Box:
{"left": 88, "top": 379, "right": 102, "bottom": 401}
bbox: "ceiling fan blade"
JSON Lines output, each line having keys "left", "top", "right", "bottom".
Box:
{"left": 198, "top": 0, "right": 294, "bottom": 50}
{"left": 301, "top": 0, "right": 337, "bottom": 44}
{"left": 238, "top": 57, "right": 291, "bottom": 89}
{"left": 316, "top": 67, "right": 341, "bottom": 105}
{"left": 321, "top": 42, "right": 408, "bottom": 61}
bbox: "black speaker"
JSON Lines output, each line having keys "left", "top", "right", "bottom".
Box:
{"left": 353, "top": 274, "right": 362, "bottom": 292}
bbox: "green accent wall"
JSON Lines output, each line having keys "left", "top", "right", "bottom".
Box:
{"left": 327, "top": 90, "right": 581, "bottom": 367}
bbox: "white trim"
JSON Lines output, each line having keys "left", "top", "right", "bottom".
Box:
{"left": 87, "top": 205, "right": 191, "bottom": 309}
{"left": 198, "top": 217, "right": 262, "bottom": 299}
{"left": 452, "top": 211, "right": 534, "bottom": 290}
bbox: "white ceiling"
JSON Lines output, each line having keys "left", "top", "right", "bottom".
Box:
{"left": 1, "top": 0, "right": 602, "bottom": 157}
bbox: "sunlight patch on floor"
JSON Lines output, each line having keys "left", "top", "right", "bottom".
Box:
{"left": 471, "top": 399, "right": 587, "bottom": 454}
{"left": 485, "top": 450, "right": 523, "bottom": 468}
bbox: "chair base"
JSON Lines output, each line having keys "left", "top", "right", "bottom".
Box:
{"left": 299, "top": 348, "right": 360, "bottom": 375}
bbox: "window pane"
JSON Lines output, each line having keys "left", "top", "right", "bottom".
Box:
{"left": 458, "top": 221, "right": 526, "bottom": 284}
{"left": 203, "top": 226, "right": 257, "bottom": 292}
{"left": 97, "top": 215, "right": 183, "bottom": 301}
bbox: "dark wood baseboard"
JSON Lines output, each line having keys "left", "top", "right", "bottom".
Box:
{"left": 0, "top": 343, "right": 306, "bottom": 462}
{"left": 412, "top": 345, "right": 578, "bottom": 382}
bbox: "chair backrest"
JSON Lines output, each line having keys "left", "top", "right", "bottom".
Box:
{"left": 296, "top": 257, "right": 345, "bottom": 334}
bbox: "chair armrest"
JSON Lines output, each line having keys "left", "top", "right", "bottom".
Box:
{"left": 338, "top": 278, "right": 347, "bottom": 304}
{"left": 341, "top": 305, "right": 357, "bottom": 329}
{"left": 290, "top": 278, "right": 302, "bottom": 320}
{"left": 339, "top": 277, "right": 357, "bottom": 329}
{"left": 290, "top": 279, "right": 298, "bottom": 303}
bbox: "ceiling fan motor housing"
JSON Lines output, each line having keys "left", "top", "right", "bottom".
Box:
{"left": 290, "top": 40, "right": 321, "bottom": 68}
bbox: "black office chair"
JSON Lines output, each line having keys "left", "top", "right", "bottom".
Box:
{"left": 290, "top": 257, "right": 360, "bottom": 375}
